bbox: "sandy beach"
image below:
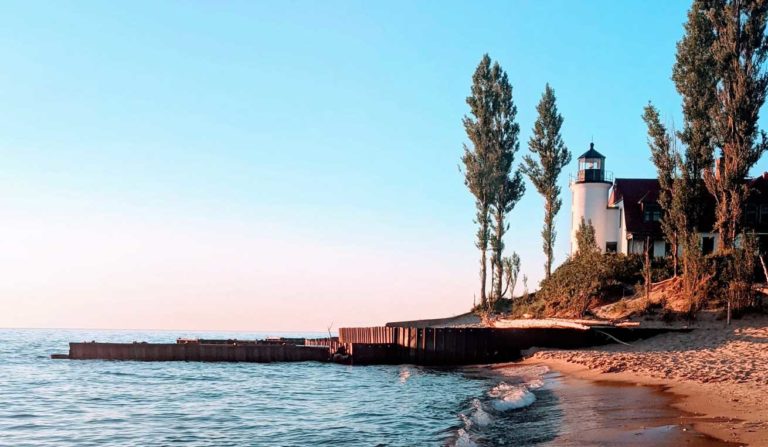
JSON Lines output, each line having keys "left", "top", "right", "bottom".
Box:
{"left": 517, "top": 314, "right": 768, "bottom": 446}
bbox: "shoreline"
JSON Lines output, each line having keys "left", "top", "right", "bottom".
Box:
{"left": 508, "top": 315, "right": 768, "bottom": 446}
{"left": 519, "top": 358, "right": 752, "bottom": 445}
{"left": 479, "top": 362, "right": 736, "bottom": 446}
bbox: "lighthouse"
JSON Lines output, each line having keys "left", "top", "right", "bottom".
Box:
{"left": 569, "top": 143, "right": 618, "bottom": 254}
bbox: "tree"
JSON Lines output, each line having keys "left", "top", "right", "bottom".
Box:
{"left": 643, "top": 104, "right": 712, "bottom": 311}
{"left": 575, "top": 218, "right": 599, "bottom": 256}
{"left": 643, "top": 103, "right": 688, "bottom": 276}
{"left": 462, "top": 54, "right": 524, "bottom": 308}
{"left": 703, "top": 0, "right": 768, "bottom": 249}
{"left": 673, "top": 0, "right": 718, "bottom": 230}
{"left": 522, "top": 84, "right": 571, "bottom": 279}
{"left": 491, "top": 170, "right": 525, "bottom": 303}
{"left": 501, "top": 252, "right": 520, "bottom": 298}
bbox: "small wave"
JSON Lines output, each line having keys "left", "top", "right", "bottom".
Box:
{"left": 398, "top": 367, "right": 411, "bottom": 384}
{"left": 453, "top": 428, "right": 478, "bottom": 447}
{"left": 469, "top": 399, "right": 491, "bottom": 426}
{"left": 452, "top": 399, "right": 488, "bottom": 447}
{"left": 488, "top": 382, "right": 536, "bottom": 411}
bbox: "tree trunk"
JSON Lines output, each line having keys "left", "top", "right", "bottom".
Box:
{"left": 477, "top": 202, "right": 490, "bottom": 308}
{"left": 673, "top": 233, "right": 678, "bottom": 277}
{"left": 544, "top": 198, "right": 553, "bottom": 279}
{"left": 480, "top": 245, "right": 487, "bottom": 308}
{"left": 493, "top": 209, "right": 505, "bottom": 303}
{"left": 645, "top": 237, "right": 651, "bottom": 302}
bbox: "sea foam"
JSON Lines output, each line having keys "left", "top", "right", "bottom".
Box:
{"left": 488, "top": 382, "right": 537, "bottom": 411}
{"left": 469, "top": 398, "right": 492, "bottom": 426}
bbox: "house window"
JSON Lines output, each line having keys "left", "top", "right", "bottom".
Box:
{"left": 746, "top": 204, "right": 757, "bottom": 224}
{"left": 761, "top": 205, "right": 768, "bottom": 224}
{"left": 702, "top": 236, "right": 715, "bottom": 255}
{"left": 606, "top": 242, "right": 618, "bottom": 253}
{"left": 643, "top": 204, "right": 662, "bottom": 223}
{"left": 665, "top": 242, "right": 672, "bottom": 256}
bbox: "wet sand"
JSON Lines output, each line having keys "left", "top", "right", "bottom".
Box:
{"left": 518, "top": 314, "right": 768, "bottom": 446}
{"left": 479, "top": 363, "right": 735, "bottom": 446}
{"left": 542, "top": 370, "right": 735, "bottom": 446}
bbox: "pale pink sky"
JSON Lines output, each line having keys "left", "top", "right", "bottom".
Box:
{"left": 0, "top": 193, "right": 479, "bottom": 331}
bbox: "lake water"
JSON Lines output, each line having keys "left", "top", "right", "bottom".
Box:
{"left": 0, "top": 329, "right": 731, "bottom": 446}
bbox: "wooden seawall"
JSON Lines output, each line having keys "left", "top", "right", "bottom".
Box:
{"left": 338, "top": 326, "right": 685, "bottom": 365}
{"left": 55, "top": 326, "right": 686, "bottom": 366}
{"left": 68, "top": 342, "right": 329, "bottom": 363}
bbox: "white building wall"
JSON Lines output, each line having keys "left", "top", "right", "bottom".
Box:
{"left": 616, "top": 201, "right": 628, "bottom": 254}
{"left": 570, "top": 182, "right": 616, "bottom": 254}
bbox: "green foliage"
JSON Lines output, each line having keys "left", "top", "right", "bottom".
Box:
{"left": 672, "top": 0, "right": 717, "bottom": 229}
{"left": 461, "top": 54, "right": 499, "bottom": 306}
{"left": 701, "top": 1, "right": 768, "bottom": 248}
{"left": 575, "top": 218, "right": 599, "bottom": 256}
{"left": 501, "top": 253, "right": 520, "bottom": 299}
{"left": 706, "top": 233, "right": 759, "bottom": 313}
{"left": 643, "top": 103, "right": 694, "bottom": 277}
{"left": 520, "top": 252, "right": 644, "bottom": 318}
{"left": 522, "top": 84, "right": 571, "bottom": 279}
{"left": 505, "top": 220, "right": 643, "bottom": 318}
{"left": 461, "top": 54, "right": 525, "bottom": 308}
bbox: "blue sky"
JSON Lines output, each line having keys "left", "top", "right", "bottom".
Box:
{"left": 1, "top": 1, "right": 765, "bottom": 330}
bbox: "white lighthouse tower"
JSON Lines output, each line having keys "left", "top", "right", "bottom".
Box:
{"left": 570, "top": 143, "right": 618, "bottom": 254}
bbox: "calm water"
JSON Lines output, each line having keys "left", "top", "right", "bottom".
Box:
{"left": 0, "top": 329, "right": 729, "bottom": 446}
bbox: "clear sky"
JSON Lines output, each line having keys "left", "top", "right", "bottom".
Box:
{"left": 2, "top": 1, "right": 766, "bottom": 331}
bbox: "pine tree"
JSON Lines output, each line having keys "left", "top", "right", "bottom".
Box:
{"left": 703, "top": 0, "right": 768, "bottom": 249}
{"left": 522, "top": 84, "right": 571, "bottom": 279}
{"left": 462, "top": 54, "right": 524, "bottom": 308}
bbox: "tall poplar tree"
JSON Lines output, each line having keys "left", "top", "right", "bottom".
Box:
{"left": 672, "top": 0, "right": 718, "bottom": 230}
{"left": 462, "top": 55, "right": 496, "bottom": 308}
{"left": 491, "top": 156, "right": 525, "bottom": 302}
{"left": 522, "top": 84, "right": 571, "bottom": 279}
{"left": 643, "top": 103, "right": 688, "bottom": 276}
{"left": 703, "top": 0, "right": 768, "bottom": 249}
{"left": 462, "top": 54, "right": 524, "bottom": 308}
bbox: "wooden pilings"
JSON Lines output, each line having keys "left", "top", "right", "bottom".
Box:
{"left": 338, "top": 327, "right": 395, "bottom": 344}
{"left": 339, "top": 327, "right": 521, "bottom": 365}
{"left": 335, "top": 326, "right": 686, "bottom": 366}
{"left": 60, "top": 326, "right": 686, "bottom": 366}
{"left": 68, "top": 342, "right": 330, "bottom": 363}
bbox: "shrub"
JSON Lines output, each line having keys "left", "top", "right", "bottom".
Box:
{"left": 513, "top": 252, "right": 644, "bottom": 318}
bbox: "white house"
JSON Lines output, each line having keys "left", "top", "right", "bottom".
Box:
{"left": 569, "top": 143, "right": 768, "bottom": 257}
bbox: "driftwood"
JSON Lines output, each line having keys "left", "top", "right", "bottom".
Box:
{"left": 594, "top": 329, "right": 632, "bottom": 346}
{"left": 493, "top": 319, "right": 591, "bottom": 330}
{"left": 493, "top": 317, "right": 642, "bottom": 331}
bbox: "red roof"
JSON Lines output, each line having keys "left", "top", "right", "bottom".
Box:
{"left": 610, "top": 179, "right": 665, "bottom": 236}
{"left": 610, "top": 174, "right": 768, "bottom": 236}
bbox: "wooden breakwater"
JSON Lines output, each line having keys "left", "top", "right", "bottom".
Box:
{"left": 66, "top": 341, "right": 329, "bottom": 363}
{"left": 54, "top": 326, "right": 687, "bottom": 366}
{"left": 338, "top": 326, "right": 686, "bottom": 365}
